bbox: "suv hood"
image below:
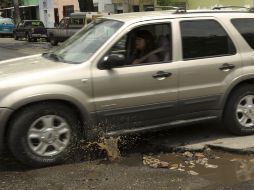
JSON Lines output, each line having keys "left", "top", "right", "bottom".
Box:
{"left": 0, "top": 54, "right": 69, "bottom": 77}
{"left": 0, "top": 54, "right": 82, "bottom": 90}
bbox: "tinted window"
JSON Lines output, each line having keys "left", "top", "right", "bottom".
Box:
{"left": 70, "top": 18, "right": 84, "bottom": 25}
{"left": 232, "top": 18, "right": 254, "bottom": 49}
{"left": 25, "top": 21, "right": 44, "bottom": 27}
{"left": 181, "top": 20, "right": 236, "bottom": 60}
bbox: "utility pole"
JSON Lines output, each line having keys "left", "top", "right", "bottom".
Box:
{"left": 154, "top": 0, "right": 158, "bottom": 10}
{"left": 139, "top": 0, "right": 144, "bottom": 11}
{"left": 13, "top": 0, "right": 21, "bottom": 24}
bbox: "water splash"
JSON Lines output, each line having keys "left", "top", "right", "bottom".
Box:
{"left": 87, "top": 136, "right": 121, "bottom": 161}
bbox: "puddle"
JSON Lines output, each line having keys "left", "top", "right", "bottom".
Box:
{"left": 142, "top": 150, "right": 254, "bottom": 186}
{"left": 82, "top": 131, "right": 254, "bottom": 187}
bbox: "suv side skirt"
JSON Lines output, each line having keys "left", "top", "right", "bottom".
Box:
{"left": 106, "top": 111, "right": 220, "bottom": 136}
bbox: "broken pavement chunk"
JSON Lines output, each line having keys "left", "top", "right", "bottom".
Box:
{"left": 188, "top": 170, "right": 199, "bottom": 176}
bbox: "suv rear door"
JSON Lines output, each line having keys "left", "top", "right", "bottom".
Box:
{"left": 177, "top": 17, "right": 242, "bottom": 119}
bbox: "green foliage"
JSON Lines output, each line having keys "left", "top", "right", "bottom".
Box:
{"left": 157, "top": 0, "right": 172, "bottom": 6}
{"left": 0, "top": 0, "right": 23, "bottom": 7}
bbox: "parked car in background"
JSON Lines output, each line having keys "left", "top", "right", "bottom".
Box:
{"left": 13, "top": 20, "right": 47, "bottom": 42}
{"left": 0, "top": 18, "right": 15, "bottom": 37}
{"left": 47, "top": 12, "right": 106, "bottom": 46}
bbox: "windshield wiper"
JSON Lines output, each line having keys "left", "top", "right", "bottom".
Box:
{"left": 42, "top": 52, "right": 64, "bottom": 62}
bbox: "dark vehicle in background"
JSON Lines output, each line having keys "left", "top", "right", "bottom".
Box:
{"left": 47, "top": 12, "right": 104, "bottom": 46}
{"left": 0, "top": 18, "right": 15, "bottom": 37}
{"left": 13, "top": 20, "right": 48, "bottom": 42}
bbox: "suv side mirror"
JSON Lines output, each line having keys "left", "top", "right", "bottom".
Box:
{"left": 102, "top": 54, "right": 125, "bottom": 70}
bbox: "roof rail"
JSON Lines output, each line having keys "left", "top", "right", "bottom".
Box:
{"left": 212, "top": 6, "right": 254, "bottom": 12}
{"left": 155, "top": 6, "right": 186, "bottom": 13}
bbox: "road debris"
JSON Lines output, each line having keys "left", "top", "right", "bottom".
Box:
{"left": 142, "top": 149, "right": 221, "bottom": 176}
{"left": 205, "top": 164, "right": 218, "bottom": 169}
{"left": 187, "top": 170, "right": 199, "bottom": 176}
{"left": 143, "top": 155, "right": 170, "bottom": 168}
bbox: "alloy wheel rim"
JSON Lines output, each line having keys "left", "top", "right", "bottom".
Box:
{"left": 236, "top": 95, "right": 254, "bottom": 128}
{"left": 27, "top": 115, "right": 71, "bottom": 157}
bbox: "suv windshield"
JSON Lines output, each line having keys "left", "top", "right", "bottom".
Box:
{"left": 25, "top": 21, "right": 44, "bottom": 27}
{"left": 0, "top": 19, "right": 14, "bottom": 24}
{"left": 45, "top": 19, "right": 123, "bottom": 64}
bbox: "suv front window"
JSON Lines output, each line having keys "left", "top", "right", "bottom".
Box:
{"left": 100, "top": 23, "right": 172, "bottom": 68}
{"left": 45, "top": 19, "right": 123, "bottom": 64}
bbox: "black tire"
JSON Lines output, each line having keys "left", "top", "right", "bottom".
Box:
{"left": 8, "top": 102, "right": 81, "bottom": 167}
{"left": 26, "top": 33, "right": 32, "bottom": 42}
{"left": 14, "top": 33, "right": 18, "bottom": 40}
{"left": 224, "top": 84, "right": 254, "bottom": 135}
{"left": 33, "top": 38, "right": 38, "bottom": 42}
{"left": 50, "top": 37, "right": 58, "bottom": 46}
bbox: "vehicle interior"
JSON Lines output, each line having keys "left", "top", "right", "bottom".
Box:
{"left": 106, "top": 23, "right": 172, "bottom": 67}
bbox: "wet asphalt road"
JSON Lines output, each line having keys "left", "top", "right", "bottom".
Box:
{"left": 1, "top": 38, "right": 254, "bottom": 190}
{"left": 0, "top": 46, "right": 26, "bottom": 61}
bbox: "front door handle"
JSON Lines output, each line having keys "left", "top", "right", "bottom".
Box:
{"left": 153, "top": 71, "right": 172, "bottom": 80}
{"left": 219, "top": 63, "right": 235, "bottom": 71}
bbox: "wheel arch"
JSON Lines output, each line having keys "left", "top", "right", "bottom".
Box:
{"left": 222, "top": 75, "right": 254, "bottom": 118}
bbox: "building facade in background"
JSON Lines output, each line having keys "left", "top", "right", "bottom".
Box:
{"left": 93, "top": 0, "right": 113, "bottom": 13}
{"left": 2, "top": 0, "right": 254, "bottom": 27}
{"left": 112, "top": 0, "right": 154, "bottom": 13}
{"left": 167, "top": 0, "right": 254, "bottom": 9}
{"left": 1, "top": 0, "right": 80, "bottom": 27}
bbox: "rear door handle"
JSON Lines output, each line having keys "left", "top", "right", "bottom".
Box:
{"left": 153, "top": 71, "right": 172, "bottom": 80}
{"left": 219, "top": 63, "right": 235, "bottom": 71}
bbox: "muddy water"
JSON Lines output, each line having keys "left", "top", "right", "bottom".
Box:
{"left": 85, "top": 135, "right": 254, "bottom": 187}
{"left": 147, "top": 151, "right": 254, "bottom": 186}
{"left": 86, "top": 137, "right": 122, "bottom": 161}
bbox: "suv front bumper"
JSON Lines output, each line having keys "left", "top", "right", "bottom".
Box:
{"left": 0, "top": 108, "right": 13, "bottom": 155}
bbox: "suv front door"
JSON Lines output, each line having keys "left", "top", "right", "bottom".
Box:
{"left": 92, "top": 21, "right": 178, "bottom": 133}
{"left": 177, "top": 18, "right": 242, "bottom": 119}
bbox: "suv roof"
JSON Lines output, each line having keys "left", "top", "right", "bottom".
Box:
{"left": 103, "top": 10, "right": 254, "bottom": 24}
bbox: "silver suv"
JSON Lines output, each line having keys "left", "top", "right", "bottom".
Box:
{"left": 1, "top": 9, "right": 254, "bottom": 167}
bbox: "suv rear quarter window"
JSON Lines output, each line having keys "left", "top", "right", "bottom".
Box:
{"left": 180, "top": 20, "right": 236, "bottom": 60}
{"left": 231, "top": 18, "right": 254, "bottom": 49}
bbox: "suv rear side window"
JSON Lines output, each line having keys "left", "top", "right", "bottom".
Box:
{"left": 181, "top": 20, "right": 236, "bottom": 60}
{"left": 232, "top": 18, "right": 254, "bottom": 49}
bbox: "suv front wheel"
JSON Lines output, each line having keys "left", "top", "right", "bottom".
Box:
{"left": 8, "top": 103, "right": 81, "bottom": 167}
{"left": 224, "top": 84, "right": 254, "bottom": 135}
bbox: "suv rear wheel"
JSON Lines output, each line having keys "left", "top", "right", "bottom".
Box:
{"left": 8, "top": 103, "right": 81, "bottom": 167}
{"left": 224, "top": 84, "right": 254, "bottom": 135}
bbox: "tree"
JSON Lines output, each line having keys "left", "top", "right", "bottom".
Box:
{"left": 0, "top": 0, "right": 21, "bottom": 23}
{"left": 0, "top": 0, "right": 13, "bottom": 8}
{"left": 13, "top": 0, "right": 21, "bottom": 24}
{"left": 78, "top": 0, "right": 94, "bottom": 12}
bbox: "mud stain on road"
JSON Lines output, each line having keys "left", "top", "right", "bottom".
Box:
{"left": 140, "top": 151, "right": 254, "bottom": 187}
